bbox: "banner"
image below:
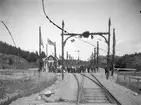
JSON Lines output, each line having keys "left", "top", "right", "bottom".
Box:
{"left": 47, "top": 38, "right": 55, "bottom": 46}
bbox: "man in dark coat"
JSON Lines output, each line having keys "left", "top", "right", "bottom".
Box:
{"left": 104, "top": 65, "right": 109, "bottom": 79}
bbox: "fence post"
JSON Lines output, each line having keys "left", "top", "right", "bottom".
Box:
{"left": 137, "top": 79, "right": 139, "bottom": 93}
{"left": 129, "top": 77, "right": 131, "bottom": 87}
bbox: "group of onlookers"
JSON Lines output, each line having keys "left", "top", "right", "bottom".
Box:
{"left": 48, "top": 65, "right": 99, "bottom": 73}
{"left": 66, "top": 66, "right": 98, "bottom": 73}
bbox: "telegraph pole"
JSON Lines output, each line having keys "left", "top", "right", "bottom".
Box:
{"left": 39, "top": 26, "right": 42, "bottom": 73}
{"left": 54, "top": 42, "right": 57, "bottom": 58}
{"left": 94, "top": 48, "right": 96, "bottom": 72}
{"left": 111, "top": 28, "right": 116, "bottom": 76}
{"left": 78, "top": 50, "right": 80, "bottom": 60}
{"left": 66, "top": 51, "right": 68, "bottom": 60}
{"left": 107, "top": 18, "right": 111, "bottom": 79}
{"left": 54, "top": 42, "right": 57, "bottom": 69}
{"left": 61, "top": 20, "right": 64, "bottom": 80}
{"left": 97, "top": 41, "right": 99, "bottom": 71}
{"left": 39, "top": 27, "right": 41, "bottom": 56}
{"left": 75, "top": 50, "right": 79, "bottom": 60}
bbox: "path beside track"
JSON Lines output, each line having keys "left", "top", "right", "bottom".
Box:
{"left": 94, "top": 69, "right": 141, "bottom": 105}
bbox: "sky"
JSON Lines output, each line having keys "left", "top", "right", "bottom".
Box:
{"left": 0, "top": 0, "right": 141, "bottom": 60}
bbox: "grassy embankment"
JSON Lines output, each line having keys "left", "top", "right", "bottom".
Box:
{"left": 0, "top": 52, "right": 38, "bottom": 69}
{"left": 0, "top": 70, "right": 57, "bottom": 105}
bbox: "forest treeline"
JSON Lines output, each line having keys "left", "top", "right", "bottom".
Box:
{"left": 115, "top": 53, "right": 141, "bottom": 71}
{"left": 1, "top": 41, "right": 141, "bottom": 71}
{"left": 0, "top": 41, "right": 46, "bottom": 62}
{"left": 89, "top": 52, "right": 141, "bottom": 71}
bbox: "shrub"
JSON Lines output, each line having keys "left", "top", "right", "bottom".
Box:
{"left": 8, "top": 58, "right": 14, "bottom": 65}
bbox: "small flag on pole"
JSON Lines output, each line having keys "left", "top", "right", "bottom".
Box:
{"left": 71, "top": 39, "right": 75, "bottom": 42}
{"left": 47, "top": 38, "right": 55, "bottom": 46}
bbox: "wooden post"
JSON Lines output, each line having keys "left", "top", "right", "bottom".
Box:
{"left": 78, "top": 50, "right": 79, "bottom": 60}
{"left": 93, "top": 49, "right": 94, "bottom": 71}
{"left": 107, "top": 18, "right": 111, "bottom": 79}
{"left": 94, "top": 48, "right": 96, "bottom": 72}
{"left": 38, "top": 27, "right": 42, "bottom": 95}
{"left": 54, "top": 42, "right": 56, "bottom": 59}
{"left": 39, "top": 27, "right": 41, "bottom": 56}
{"left": 97, "top": 41, "right": 99, "bottom": 71}
{"left": 39, "top": 26, "right": 42, "bottom": 73}
{"left": 66, "top": 51, "right": 68, "bottom": 60}
{"left": 111, "top": 28, "right": 116, "bottom": 76}
{"left": 46, "top": 43, "right": 48, "bottom": 57}
{"left": 54, "top": 42, "right": 57, "bottom": 70}
{"left": 61, "top": 20, "right": 64, "bottom": 80}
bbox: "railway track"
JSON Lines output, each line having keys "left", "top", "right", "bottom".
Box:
{"left": 74, "top": 73, "right": 121, "bottom": 105}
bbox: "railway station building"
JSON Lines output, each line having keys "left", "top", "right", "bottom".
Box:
{"left": 43, "top": 55, "right": 58, "bottom": 72}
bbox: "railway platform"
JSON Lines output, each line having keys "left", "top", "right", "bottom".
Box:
{"left": 94, "top": 68, "right": 141, "bottom": 105}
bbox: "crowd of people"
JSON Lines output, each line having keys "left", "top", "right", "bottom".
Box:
{"left": 52, "top": 65, "right": 99, "bottom": 73}
{"left": 66, "top": 66, "right": 98, "bottom": 73}
{"left": 38, "top": 58, "right": 110, "bottom": 76}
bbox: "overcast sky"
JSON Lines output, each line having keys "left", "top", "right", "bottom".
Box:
{"left": 0, "top": 0, "right": 141, "bottom": 60}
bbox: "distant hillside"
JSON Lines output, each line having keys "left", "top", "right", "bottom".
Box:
{"left": 0, "top": 53, "right": 38, "bottom": 69}
{"left": 0, "top": 41, "right": 46, "bottom": 63}
{"left": 98, "top": 55, "right": 121, "bottom": 68}
{"left": 88, "top": 54, "right": 120, "bottom": 68}
{"left": 115, "top": 53, "right": 141, "bottom": 71}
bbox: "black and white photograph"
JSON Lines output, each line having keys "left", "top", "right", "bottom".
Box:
{"left": 0, "top": 0, "right": 141, "bottom": 105}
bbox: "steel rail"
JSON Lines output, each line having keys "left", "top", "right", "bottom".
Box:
{"left": 72, "top": 73, "right": 80, "bottom": 105}
{"left": 73, "top": 73, "right": 84, "bottom": 105}
{"left": 91, "top": 74, "right": 122, "bottom": 105}
{"left": 84, "top": 73, "right": 122, "bottom": 105}
{"left": 81, "top": 74, "right": 113, "bottom": 103}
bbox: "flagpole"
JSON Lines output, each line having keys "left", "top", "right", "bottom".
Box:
{"left": 46, "top": 43, "right": 48, "bottom": 72}
{"left": 46, "top": 41, "right": 48, "bottom": 57}
{"left": 38, "top": 26, "right": 41, "bottom": 97}
{"left": 39, "top": 27, "right": 41, "bottom": 56}
{"left": 54, "top": 42, "right": 57, "bottom": 70}
{"left": 54, "top": 42, "right": 56, "bottom": 58}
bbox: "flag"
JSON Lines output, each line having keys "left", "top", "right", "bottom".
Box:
{"left": 39, "top": 27, "right": 44, "bottom": 48}
{"left": 47, "top": 38, "right": 55, "bottom": 46}
{"left": 71, "top": 39, "right": 75, "bottom": 43}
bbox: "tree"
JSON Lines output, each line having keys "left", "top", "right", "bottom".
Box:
{"left": 26, "top": 53, "right": 31, "bottom": 62}
{"left": 0, "top": 41, "right": 47, "bottom": 63}
{"left": 40, "top": 51, "right": 46, "bottom": 58}
{"left": 9, "top": 58, "right": 14, "bottom": 65}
